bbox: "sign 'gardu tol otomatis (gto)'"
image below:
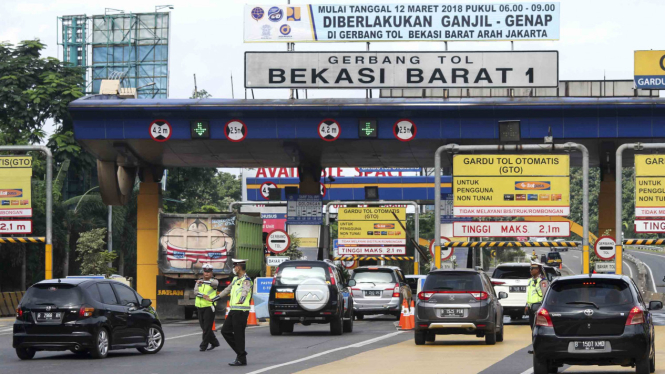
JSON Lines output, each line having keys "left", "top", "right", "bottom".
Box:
{"left": 245, "top": 51, "right": 558, "bottom": 89}
{"left": 634, "top": 155, "right": 665, "bottom": 217}
{"left": 453, "top": 155, "right": 570, "bottom": 217}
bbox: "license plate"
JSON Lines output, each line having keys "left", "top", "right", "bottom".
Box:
{"left": 275, "top": 292, "right": 294, "bottom": 299}
{"left": 509, "top": 286, "right": 526, "bottom": 292}
{"left": 365, "top": 290, "right": 382, "bottom": 297}
{"left": 37, "top": 312, "right": 61, "bottom": 320}
{"left": 574, "top": 341, "right": 606, "bottom": 351}
{"left": 441, "top": 308, "right": 465, "bottom": 317}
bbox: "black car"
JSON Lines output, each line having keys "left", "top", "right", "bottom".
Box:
{"left": 268, "top": 260, "right": 354, "bottom": 335}
{"left": 532, "top": 274, "right": 662, "bottom": 374}
{"left": 13, "top": 278, "right": 164, "bottom": 360}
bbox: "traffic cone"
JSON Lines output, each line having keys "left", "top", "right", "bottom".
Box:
{"left": 212, "top": 320, "right": 216, "bottom": 331}
{"left": 559, "top": 263, "right": 562, "bottom": 270}
{"left": 225, "top": 300, "right": 230, "bottom": 318}
{"left": 408, "top": 300, "right": 416, "bottom": 329}
{"left": 398, "top": 299, "right": 413, "bottom": 330}
{"left": 247, "top": 299, "right": 259, "bottom": 326}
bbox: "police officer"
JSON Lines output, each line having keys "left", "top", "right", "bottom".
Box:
{"left": 525, "top": 263, "right": 548, "bottom": 330}
{"left": 212, "top": 259, "right": 253, "bottom": 366}
{"left": 195, "top": 263, "right": 220, "bottom": 351}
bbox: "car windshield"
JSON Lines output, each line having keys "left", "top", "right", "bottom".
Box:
{"left": 548, "top": 253, "right": 562, "bottom": 259}
{"left": 278, "top": 266, "right": 327, "bottom": 285}
{"left": 352, "top": 270, "right": 395, "bottom": 284}
{"left": 423, "top": 272, "right": 483, "bottom": 291}
{"left": 546, "top": 279, "right": 634, "bottom": 307}
{"left": 21, "top": 284, "right": 83, "bottom": 307}
{"left": 492, "top": 267, "right": 531, "bottom": 279}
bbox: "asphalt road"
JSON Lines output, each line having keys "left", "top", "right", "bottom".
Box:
{"left": 626, "top": 249, "right": 665, "bottom": 293}
{"left": 527, "top": 246, "right": 640, "bottom": 282}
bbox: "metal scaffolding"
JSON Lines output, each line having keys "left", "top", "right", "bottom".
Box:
{"left": 58, "top": 11, "right": 170, "bottom": 98}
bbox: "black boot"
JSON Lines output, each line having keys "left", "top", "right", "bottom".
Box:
{"left": 228, "top": 359, "right": 247, "bottom": 366}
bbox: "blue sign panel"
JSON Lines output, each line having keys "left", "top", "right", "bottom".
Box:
{"left": 287, "top": 194, "right": 323, "bottom": 225}
{"left": 255, "top": 277, "right": 274, "bottom": 294}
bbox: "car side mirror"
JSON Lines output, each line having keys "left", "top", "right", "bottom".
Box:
{"left": 141, "top": 299, "right": 152, "bottom": 308}
{"left": 649, "top": 301, "right": 663, "bottom": 311}
{"left": 531, "top": 303, "right": 542, "bottom": 313}
{"left": 498, "top": 292, "right": 508, "bottom": 300}
{"left": 347, "top": 280, "right": 356, "bottom": 287}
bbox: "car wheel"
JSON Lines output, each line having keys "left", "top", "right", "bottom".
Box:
{"left": 496, "top": 322, "right": 504, "bottom": 342}
{"left": 414, "top": 330, "right": 426, "bottom": 345}
{"left": 425, "top": 332, "right": 435, "bottom": 342}
{"left": 485, "top": 328, "right": 496, "bottom": 345}
{"left": 343, "top": 308, "right": 354, "bottom": 333}
{"left": 184, "top": 307, "right": 194, "bottom": 320}
{"left": 281, "top": 322, "right": 294, "bottom": 333}
{"left": 533, "top": 356, "right": 549, "bottom": 374}
{"left": 15, "top": 347, "right": 35, "bottom": 360}
{"left": 330, "top": 313, "right": 343, "bottom": 335}
{"left": 269, "top": 317, "right": 282, "bottom": 336}
{"left": 70, "top": 349, "right": 89, "bottom": 357}
{"left": 138, "top": 325, "right": 164, "bottom": 354}
{"left": 394, "top": 312, "right": 401, "bottom": 321}
{"left": 90, "top": 327, "right": 109, "bottom": 359}
{"left": 637, "top": 355, "right": 650, "bottom": 374}
{"left": 355, "top": 313, "right": 364, "bottom": 321}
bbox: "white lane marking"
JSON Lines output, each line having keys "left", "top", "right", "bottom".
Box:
{"left": 244, "top": 331, "right": 404, "bottom": 374}
{"left": 165, "top": 325, "right": 266, "bottom": 341}
{"left": 570, "top": 255, "right": 579, "bottom": 259}
{"left": 627, "top": 251, "right": 660, "bottom": 292}
{"left": 623, "top": 261, "right": 634, "bottom": 278}
{"left": 520, "top": 368, "right": 534, "bottom": 374}
{"left": 0, "top": 327, "right": 13, "bottom": 332}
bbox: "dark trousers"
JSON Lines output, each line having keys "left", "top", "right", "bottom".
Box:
{"left": 528, "top": 307, "right": 536, "bottom": 331}
{"left": 197, "top": 306, "right": 219, "bottom": 349}
{"left": 222, "top": 310, "right": 249, "bottom": 361}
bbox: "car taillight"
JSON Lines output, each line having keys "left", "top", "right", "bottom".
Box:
{"left": 535, "top": 308, "right": 553, "bottom": 327}
{"left": 469, "top": 292, "right": 488, "bottom": 300}
{"left": 79, "top": 306, "right": 95, "bottom": 318}
{"left": 418, "top": 292, "right": 434, "bottom": 301}
{"left": 491, "top": 281, "right": 505, "bottom": 285}
{"left": 272, "top": 277, "right": 276, "bottom": 285}
{"left": 328, "top": 268, "right": 336, "bottom": 285}
{"left": 16, "top": 308, "right": 22, "bottom": 319}
{"left": 351, "top": 287, "right": 360, "bottom": 291}
{"left": 385, "top": 284, "right": 400, "bottom": 297}
{"left": 626, "top": 306, "right": 645, "bottom": 325}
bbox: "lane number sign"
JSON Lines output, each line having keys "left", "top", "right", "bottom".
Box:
{"left": 318, "top": 119, "right": 341, "bottom": 141}
{"left": 267, "top": 229, "right": 290, "bottom": 254}
{"left": 150, "top": 119, "right": 172, "bottom": 142}
{"left": 393, "top": 119, "right": 417, "bottom": 142}
{"left": 430, "top": 236, "right": 454, "bottom": 261}
{"left": 594, "top": 236, "right": 616, "bottom": 261}
{"left": 260, "top": 181, "right": 278, "bottom": 200}
{"left": 225, "top": 120, "right": 247, "bottom": 142}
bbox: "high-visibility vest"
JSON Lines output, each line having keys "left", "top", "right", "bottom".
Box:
{"left": 195, "top": 283, "right": 217, "bottom": 308}
{"left": 229, "top": 275, "right": 253, "bottom": 311}
{"left": 526, "top": 277, "right": 545, "bottom": 305}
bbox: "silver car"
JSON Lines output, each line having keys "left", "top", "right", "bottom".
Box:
{"left": 415, "top": 269, "right": 507, "bottom": 345}
{"left": 350, "top": 266, "right": 412, "bottom": 320}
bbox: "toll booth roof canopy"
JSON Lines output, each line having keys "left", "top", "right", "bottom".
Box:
{"left": 69, "top": 96, "right": 665, "bottom": 169}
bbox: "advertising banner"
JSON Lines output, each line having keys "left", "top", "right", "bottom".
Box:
{"left": 245, "top": 51, "right": 558, "bottom": 89}
{"left": 453, "top": 155, "right": 569, "bottom": 217}
{"left": 244, "top": 3, "right": 560, "bottom": 43}
{"left": 0, "top": 156, "right": 32, "bottom": 217}
{"left": 262, "top": 213, "right": 287, "bottom": 233}
{"left": 635, "top": 155, "right": 665, "bottom": 217}
{"left": 634, "top": 51, "right": 665, "bottom": 89}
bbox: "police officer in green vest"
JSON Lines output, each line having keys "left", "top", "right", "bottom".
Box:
{"left": 212, "top": 259, "right": 253, "bottom": 366}
{"left": 525, "top": 263, "right": 548, "bottom": 330}
{"left": 195, "top": 263, "right": 220, "bottom": 351}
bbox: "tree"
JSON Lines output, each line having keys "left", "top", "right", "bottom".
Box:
{"left": 190, "top": 89, "right": 212, "bottom": 99}
{"left": 76, "top": 228, "right": 116, "bottom": 276}
{"left": 284, "top": 235, "right": 303, "bottom": 260}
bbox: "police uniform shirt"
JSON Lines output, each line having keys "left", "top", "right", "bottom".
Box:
{"left": 212, "top": 275, "right": 251, "bottom": 303}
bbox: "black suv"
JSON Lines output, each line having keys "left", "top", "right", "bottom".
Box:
{"left": 268, "top": 260, "right": 355, "bottom": 335}
{"left": 13, "top": 278, "right": 164, "bottom": 360}
{"left": 532, "top": 274, "right": 661, "bottom": 374}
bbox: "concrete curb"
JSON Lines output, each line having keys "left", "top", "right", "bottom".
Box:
{"left": 623, "top": 253, "right": 664, "bottom": 303}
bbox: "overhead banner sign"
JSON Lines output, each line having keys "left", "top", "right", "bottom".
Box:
{"left": 453, "top": 155, "right": 570, "bottom": 217}
{"left": 338, "top": 207, "right": 406, "bottom": 254}
{"left": 244, "top": 3, "right": 560, "bottom": 43}
{"left": 453, "top": 221, "right": 570, "bottom": 237}
{"left": 245, "top": 51, "right": 559, "bottom": 89}
{"left": 634, "top": 50, "right": 665, "bottom": 89}
{"left": 0, "top": 156, "right": 32, "bottom": 217}
{"left": 634, "top": 155, "right": 665, "bottom": 217}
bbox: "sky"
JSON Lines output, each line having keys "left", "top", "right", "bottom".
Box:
{"left": 1, "top": 0, "right": 663, "bottom": 175}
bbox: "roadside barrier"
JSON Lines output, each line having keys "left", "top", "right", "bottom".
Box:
{"left": 0, "top": 237, "right": 45, "bottom": 244}
{"left": 624, "top": 239, "right": 665, "bottom": 246}
{"left": 0, "top": 291, "right": 25, "bottom": 317}
{"left": 442, "top": 241, "right": 578, "bottom": 248}
{"left": 247, "top": 299, "right": 259, "bottom": 326}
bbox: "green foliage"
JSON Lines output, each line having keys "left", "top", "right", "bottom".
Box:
{"left": 285, "top": 235, "right": 303, "bottom": 260}
{"left": 190, "top": 89, "right": 212, "bottom": 99}
{"left": 163, "top": 168, "right": 241, "bottom": 213}
{"left": 76, "top": 228, "right": 117, "bottom": 276}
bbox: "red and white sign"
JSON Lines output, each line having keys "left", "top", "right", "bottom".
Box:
{"left": 320, "top": 183, "right": 327, "bottom": 197}
{"left": 263, "top": 219, "right": 286, "bottom": 234}
{"left": 260, "top": 181, "right": 278, "bottom": 200}
{"left": 636, "top": 208, "right": 665, "bottom": 217}
{"left": 318, "top": 119, "right": 341, "bottom": 141}
{"left": 0, "top": 209, "right": 32, "bottom": 217}
{"left": 337, "top": 246, "right": 406, "bottom": 255}
{"left": 393, "top": 119, "right": 417, "bottom": 142}
{"left": 225, "top": 120, "right": 247, "bottom": 142}
{"left": 342, "top": 259, "right": 356, "bottom": 269}
{"left": 594, "top": 236, "right": 616, "bottom": 261}
{"left": 337, "top": 239, "right": 406, "bottom": 245}
{"left": 453, "top": 207, "right": 570, "bottom": 217}
{"left": 429, "top": 237, "right": 454, "bottom": 260}
{"left": 149, "top": 119, "right": 172, "bottom": 142}
{"left": 0, "top": 220, "right": 32, "bottom": 234}
{"left": 266, "top": 229, "right": 290, "bottom": 254}
{"left": 453, "top": 221, "right": 570, "bottom": 237}
{"left": 635, "top": 220, "right": 665, "bottom": 233}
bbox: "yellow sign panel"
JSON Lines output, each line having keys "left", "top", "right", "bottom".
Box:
{"left": 338, "top": 220, "right": 406, "bottom": 239}
{"left": 635, "top": 177, "right": 665, "bottom": 207}
{"left": 635, "top": 155, "right": 665, "bottom": 177}
{"left": 0, "top": 156, "right": 32, "bottom": 217}
{"left": 339, "top": 207, "right": 406, "bottom": 221}
{"left": 299, "top": 237, "right": 319, "bottom": 247}
{"left": 453, "top": 155, "right": 569, "bottom": 177}
{"left": 635, "top": 51, "right": 665, "bottom": 76}
{"left": 454, "top": 177, "right": 570, "bottom": 206}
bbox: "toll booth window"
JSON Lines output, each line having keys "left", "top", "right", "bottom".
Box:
{"left": 190, "top": 120, "right": 210, "bottom": 139}
{"left": 358, "top": 118, "right": 378, "bottom": 138}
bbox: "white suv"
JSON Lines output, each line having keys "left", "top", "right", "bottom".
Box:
{"left": 490, "top": 263, "right": 533, "bottom": 320}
